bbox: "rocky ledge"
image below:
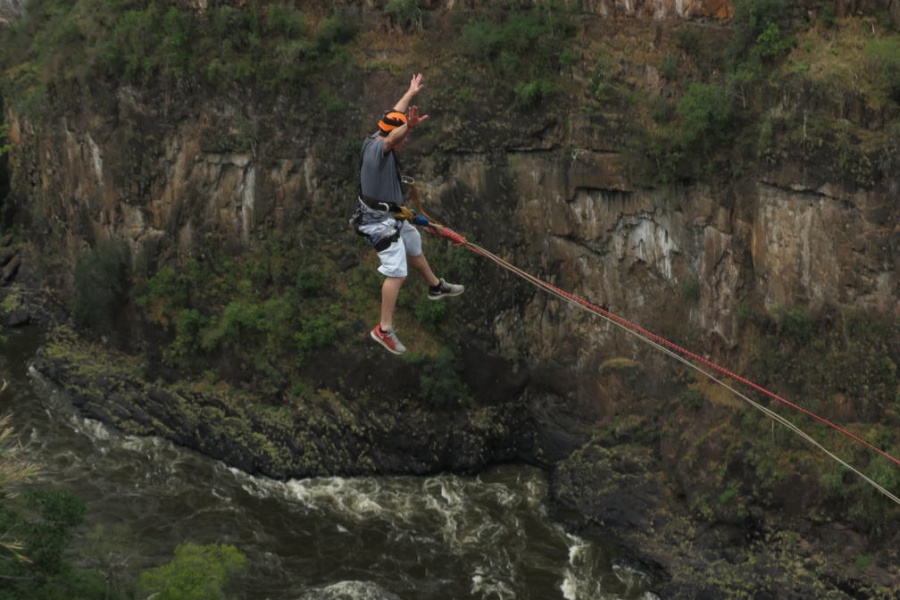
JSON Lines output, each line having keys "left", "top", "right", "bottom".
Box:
{"left": 28, "top": 325, "right": 535, "bottom": 480}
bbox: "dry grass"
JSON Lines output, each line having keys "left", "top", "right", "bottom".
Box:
{"left": 691, "top": 376, "right": 744, "bottom": 410}
{"left": 787, "top": 17, "right": 897, "bottom": 110}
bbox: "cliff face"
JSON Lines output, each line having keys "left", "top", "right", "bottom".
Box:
{"left": 506, "top": 149, "right": 899, "bottom": 353}
{"left": 7, "top": 34, "right": 897, "bottom": 342}
{"left": 3, "top": 1, "right": 900, "bottom": 597}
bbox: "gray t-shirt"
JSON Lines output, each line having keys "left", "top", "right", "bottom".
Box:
{"left": 360, "top": 134, "right": 403, "bottom": 205}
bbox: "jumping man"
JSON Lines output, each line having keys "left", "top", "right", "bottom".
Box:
{"left": 354, "top": 73, "right": 464, "bottom": 355}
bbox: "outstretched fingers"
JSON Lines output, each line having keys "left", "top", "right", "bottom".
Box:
{"left": 409, "top": 72, "right": 425, "bottom": 95}
{"left": 408, "top": 105, "right": 429, "bottom": 127}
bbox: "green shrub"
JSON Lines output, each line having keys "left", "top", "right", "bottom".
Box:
{"left": 769, "top": 305, "right": 813, "bottom": 342}
{"left": 679, "top": 277, "right": 701, "bottom": 302}
{"left": 659, "top": 52, "right": 679, "bottom": 80}
{"left": 675, "top": 26, "right": 702, "bottom": 55}
{"left": 137, "top": 543, "right": 246, "bottom": 600}
{"left": 718, "top": 485, "right": 740, "bottom": 504}
{"left": 455, "top": 4, "right": 574, "bottom": 105}
{"left": 727, "top": 0, "right": 793, "bottom": 67}
{"left": 458, "top": 19, "right": 499, "bottom": 59}
{"left": 650, "top": 96, "right": 676, "bottom": 124}
{"left": 0, "top": 1, "right": 358, "bottom": 103}
{"left": 386, "top": 0, "right": 423, "bottom": 32}
{"left": 866, "top": 38, "right": 900, "bottom": 103}
{"left": 134, "top": 229, "right": 347, "bottom": 382}
{"left": 266, "top": 3, "right": 307, "bottom": 37}
{"left": 0, "top": 127, "right": 8, "bottom": 160}
{"left": 589, "top": 50, "right": 617, "bottom": 102}
{"left": 632, "top": 78, "right": 738, "bottom": 184}
{"left": 413, "top": 293, "right": 447, "bottom": 330}
{"left": 72, "top": 239, "right": 130, "bottom": 334}
{"left": 164, "top": 308, "right": 208, "bottom": 367}
{"left": 752, "top": 21, "right": 793, "bottom": 64}
{"left": 854, "top": 554, "right": 873, "bottom": 569}
{"left": 293, "top": 313, "right": 339, "bottom": 355}
{"left": 416, "top": 348, "right": 469, "bottom": 408}
{"left": 514, "top": 78, "right": 557, "bottom": 108}
{"left": 295, "top": 259, "right": 328, "bottom": 297}
{"left": 559, "top": 46, "right": 578, "bottom": 68}
{"left": 0, "top": 488, "right": 114, "bottom": 599}
{"left": 315, "top": 12, "right": 356, "bottom": 54}
{"left": 677, "top": 388, "right": 705, "bottom": 411}
{"left": 677, "top": 82, "right": 735, "bottom": 152}
{"left": 0, "top": 119, "right": 9, "bottom": 213}
{"left": 820, "top": 2, "right": 837, "bottom": 28}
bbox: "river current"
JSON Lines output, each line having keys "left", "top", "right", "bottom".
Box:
{"left": 0, "top": 327, "right": 655, "bottom": 600}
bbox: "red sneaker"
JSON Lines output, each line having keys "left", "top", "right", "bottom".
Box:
{"left": 370, "top": 326, "right": 407, "bottom": 355}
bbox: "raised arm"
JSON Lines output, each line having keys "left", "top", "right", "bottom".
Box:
{"left": 382, "top": 74, "right": 430, "bottom": 153}
{"left": 392, "top": 73, "right": 426, "bottom": 113}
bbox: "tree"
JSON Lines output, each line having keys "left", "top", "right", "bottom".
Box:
{"left": 0, "top": 414, "right": 113, "bottom": 599}
{"left": 137, "top": 543, "right": 247, "bottom": 600}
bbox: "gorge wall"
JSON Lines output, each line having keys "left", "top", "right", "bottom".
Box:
{"left": 2, "top": 1, "right": 899, "bottom": 597}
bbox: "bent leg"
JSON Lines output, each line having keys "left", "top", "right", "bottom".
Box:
{"left": 408, "top": 253, "right": 440, "bottom": 288}
{"left": 398, "top": 222, "right": 439, "bottom": 287}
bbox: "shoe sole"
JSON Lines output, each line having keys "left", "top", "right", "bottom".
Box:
{"left": 428, "top": 289, "right": 464, "bottom": 301}
{"left": 370, "top": 330, "right": 405, "bottom": 355}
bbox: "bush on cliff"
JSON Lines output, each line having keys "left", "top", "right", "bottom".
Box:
{"left": 0, "top": 0, "right": 358, "bottom": 111}
{"left": 72, "top": 239, "right": 130, "bottom": 337}
{"left": 454, "top": 3, "right": 575, "bottom": 110}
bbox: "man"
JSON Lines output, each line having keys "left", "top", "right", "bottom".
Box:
{"left": 355, "top": 73, "right": 464, "bottom": 355}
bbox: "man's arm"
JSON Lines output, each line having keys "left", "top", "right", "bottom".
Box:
{"left": 392, "top": 72, "right": 425, "bottom": 114}
{"left": 383, "top": 105, "right": 428, "bottom": 152}
{"left": 383, "top": 73, "right": 429, "bottom": 153}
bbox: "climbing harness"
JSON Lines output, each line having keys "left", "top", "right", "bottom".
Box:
{"left": 352, "top": 134, "right": 426, "bottom": 244}
{"left": 351, "top": 195, "right": 422, "bottom": 252}
{"left": 417, "top": 201, "right": 900, "bottom": 506}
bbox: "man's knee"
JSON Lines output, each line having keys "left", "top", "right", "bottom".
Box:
{"left": 383, "top": 275, "right": 406, "bottom": 287}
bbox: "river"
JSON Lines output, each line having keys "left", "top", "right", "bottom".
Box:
{"left": 0, "top": 327, "right": 655, "bottom": 600}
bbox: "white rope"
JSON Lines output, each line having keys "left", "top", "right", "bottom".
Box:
{"left": 466, "top": 242, "right": 900, "bottom": 506}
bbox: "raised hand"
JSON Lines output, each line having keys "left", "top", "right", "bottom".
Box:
{"left": 408, "top": 73, "right": 425, "bottom": 96}
{"left": 407, "top": 105, "right": 429, "bottom": 128}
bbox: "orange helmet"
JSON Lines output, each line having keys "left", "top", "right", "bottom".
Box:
{"left": 378, "top": 110, "right": 408, "bottom": 135}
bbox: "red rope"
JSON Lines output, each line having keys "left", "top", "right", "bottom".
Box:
{"left": 430, "top": 225, "right": 468, "bottom": 246}
{"left": 428, "top": 225, "right": 900, "bottom": 469}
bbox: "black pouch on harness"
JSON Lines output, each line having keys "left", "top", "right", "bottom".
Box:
{"left": 373, "top": 230, "right": 400, "bottom": 251}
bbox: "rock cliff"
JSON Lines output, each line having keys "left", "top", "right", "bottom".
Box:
{"left": 2, "top": 1, "right": 899, "bottom": 597}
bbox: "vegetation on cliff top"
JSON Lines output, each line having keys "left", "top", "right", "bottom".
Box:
{"left": 5, "top": 0, "right": 894, "bottom": 184}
